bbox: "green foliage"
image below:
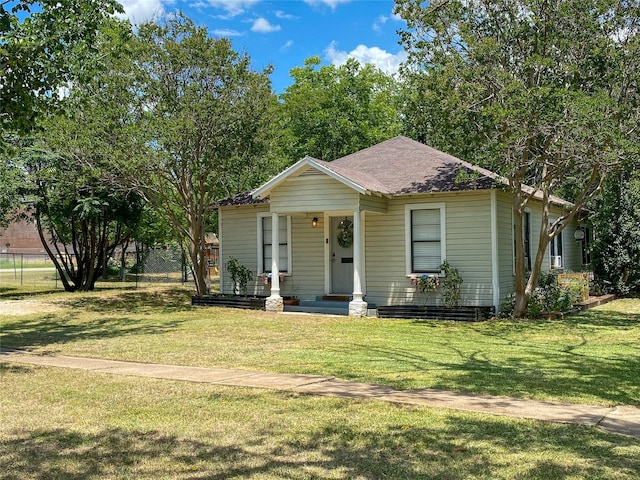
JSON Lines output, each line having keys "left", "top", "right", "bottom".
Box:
{"left": 0, "top": 0, "right": 123, "bottom": 136}
{"left": 279, "top": 56, "right": 402, "bottom": 162}
{"left": 439, "top": 260, "right": 463, "bottom": 308}
{"left": 500, "top": 272, "right": 581, "bottom": 318}
{"left": 395, "top": 0, "right": 640, "bottom": 317}
{"left": 591, "top": 168, "right": 640, "bottom": 295}
{"left": 226, "top": 257, "right": 253, "bottom": 296}
{"left": 131, "top": 13, "right": 276, "bottom": 296}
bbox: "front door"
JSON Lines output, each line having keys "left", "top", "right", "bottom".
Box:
{"left": 330, "top": 216, "right": 354, "bottom": 294}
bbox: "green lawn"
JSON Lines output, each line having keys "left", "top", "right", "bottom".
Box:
{"left": 1, "top": 286, "right": 638, "bottom": 406}
{"left": 2, "top": 365, "right": 639, "bottom": 479}
{"left": 2, "top": 286, "right": 640, "bottom": 479}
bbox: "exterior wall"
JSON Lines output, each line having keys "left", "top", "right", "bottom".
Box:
{"left": 219, "top": 204, "right": 325, "bottom": 300}
{"left": 496, "top": 191, "right": 516, "bottom": 305}
{"left": 268, "top": 171, "right": 360, "bottom": 213}
{"left": 218, "top": 204, "right": 268, "bottom": 295}
{"left": 496, "top": 191, "right": 586, "bottom": 306}
{"left": 364, "top": 191, "right": 495, "bottom": 308}
{"left": 220, "top": 185, "right": 586, "bottom": 310}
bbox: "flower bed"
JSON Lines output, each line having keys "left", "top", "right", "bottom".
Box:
{"left": 377, "top": 305, "right": 493, "bottom": 322}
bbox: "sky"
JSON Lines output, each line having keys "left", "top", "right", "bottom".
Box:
{"left": 118, "top": 0, "right": 408, "bottom": 93}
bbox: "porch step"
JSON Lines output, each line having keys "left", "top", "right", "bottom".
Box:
{"left": 283, "top": 298, "right": 377, "bottom": 316}
{"left": 285, "top": 299, "right": 350, "bottom": 316}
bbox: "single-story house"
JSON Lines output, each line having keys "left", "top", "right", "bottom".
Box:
{"left": 217, "top": 136, "right": 588, "bottom": 316}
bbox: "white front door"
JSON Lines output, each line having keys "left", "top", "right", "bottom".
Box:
{"left": 330, "top": 216, "right": 354, "bottom": 294}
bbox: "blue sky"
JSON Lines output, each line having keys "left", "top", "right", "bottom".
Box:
{"left": 119, "top": 0, "right": 408, "bottom": 92}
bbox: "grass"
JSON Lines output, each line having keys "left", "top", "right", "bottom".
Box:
{"left": 2, "top": 286, "right": 639, "bottom": 406}
{"left": 2, "top": 364, "right": 639, "bottom": 479}
{"left": 2, "top": 286, "right": 640, "bottom": 478}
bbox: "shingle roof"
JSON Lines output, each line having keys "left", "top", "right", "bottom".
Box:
{"left": 322, "top": 136, "right": 500, "bottom": 195}
{"left": 221, "top": 136, "right": 573, "bottom": 208}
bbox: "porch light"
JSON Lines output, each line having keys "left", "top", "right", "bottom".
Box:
{"left": 311, "top": 217, "right": 318, "bottom": 228}
{"left": 574, "top": 228, "right": 585, "bottom": 241}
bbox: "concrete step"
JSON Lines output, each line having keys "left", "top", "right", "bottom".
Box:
{"left": 284, "top": 305, "right": 349, "bottom": 315}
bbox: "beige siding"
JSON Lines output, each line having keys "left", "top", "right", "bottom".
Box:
{"left": 218, "top": 204, "right": 268, "bottom": 295}
{"left": 498, "top": 194, "right": 587, "bottom": 306}
{"left": 289, "top": 213, "right": 325, "bottom": 300}
{"left": 496, "top": 191, "right": 516, "bottom": 303}
{"left": 269, "top": 175, "right": 359, "bottom": 213}
{"left": 359, "top": 194, "right": 388, "bottom": 213}
{"left": 364, "top": 192, "right": 495, "bottom": 307}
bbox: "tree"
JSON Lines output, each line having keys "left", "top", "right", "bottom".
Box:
{"left": 591, "top": 166, "right": 640, "bottom": 295}
{"left": 1, "top": 0, "right": 123, "bottom": 135}
{"left": 279, "top": 56, "right": 402, "bottom": 161}
{"left": 395, "top": 0, "right": 640, "bottom": 317}
{"left": 131, "top": 14, "right": 277, "bottom": 295}
{"left": 11, "top": 19, "right": 146, "bottom": 292}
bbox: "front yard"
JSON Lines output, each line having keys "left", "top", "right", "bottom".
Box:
{"left": 1, "top": 286, "right": 639, "bottom": 478}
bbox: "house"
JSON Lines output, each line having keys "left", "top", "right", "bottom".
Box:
{"left": 217, "top": 136, "right": 587, "bottom": 316}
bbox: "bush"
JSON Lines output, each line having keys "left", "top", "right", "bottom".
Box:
{"left": 226, "top": 257, "right": 253, "bottom": 296}
{"left": 499, "top": 272, "right": 581, "bottom": 318}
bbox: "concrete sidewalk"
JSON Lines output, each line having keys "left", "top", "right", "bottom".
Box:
{"left": 2, "top": 349, "right": 639, "bottom": 440}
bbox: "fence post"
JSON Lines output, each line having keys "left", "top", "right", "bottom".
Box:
{"left": 20, "top": 253, "right": 23, "bottom": 286}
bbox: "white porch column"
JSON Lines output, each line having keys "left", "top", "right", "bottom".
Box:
{"left": 266, "top": 212, "right": 283, "bottom": 313}
{"left": 349, "top": 209, "right": 368, "bottom": 317}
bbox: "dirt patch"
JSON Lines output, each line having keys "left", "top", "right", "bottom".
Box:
{"left": 0, "top": 300, "right": 63, "bottom": 316}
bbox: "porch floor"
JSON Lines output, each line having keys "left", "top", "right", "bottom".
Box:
{"left": 283, "top": 296, "right": 377, "bottom": 316}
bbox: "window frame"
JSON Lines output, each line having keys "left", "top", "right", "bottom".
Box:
{"left": 257, "top": 213, "right": 292, "bottom": 275}
{"left": 549, "top": 221, "right": 564, "bottom": 269}
{"left": 405, "top": 203, "right": 446, "bottom": 276}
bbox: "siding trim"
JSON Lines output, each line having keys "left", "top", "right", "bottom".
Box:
{"left": 491, "top": 190, "right": 500, "bottom": 312}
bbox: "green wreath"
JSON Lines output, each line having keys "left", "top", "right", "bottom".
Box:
{"left": 337, "top": 227, "right": 353, "bottom": 248}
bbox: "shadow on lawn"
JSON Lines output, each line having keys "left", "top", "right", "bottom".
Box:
{"left": 339, "top": 307, "right": 640, "bottom": 406}
{"left": 2, "top": 418, "right": 638, "bottom": 479}
{"left": 58, "top": 288, "right": 193, "bottom": 314}
{"left": 0, "top": 314, "right": 186, "bottom": 353}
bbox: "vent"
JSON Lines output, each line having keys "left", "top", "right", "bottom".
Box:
{"left": 299, "top": 168, "right": 323, "bottom": 177}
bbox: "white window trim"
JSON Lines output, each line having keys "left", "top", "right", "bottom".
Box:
{"left": 257, "top": 213, "right": 292, "bottom": 275}
{"left": 405, "top": 203, "right": 446, "bottom": 276}
{"left": 549, "top": 218, "right": 563, "bottom": 269}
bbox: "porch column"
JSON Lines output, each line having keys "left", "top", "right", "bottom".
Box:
{"left": 349, "top": 209, "right": 368, "bottom": 317}
{"left": 266, "top": 212, "right": 283, "bottom": 313}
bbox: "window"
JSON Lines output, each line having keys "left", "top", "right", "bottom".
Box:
{"left": 550, "top": 224, "right": 563, "bottom": 268}
{"left": 258, "top": 214, "right": 290, "bottom": 274}
{"left": 406, "top": 204, "right": 446, "bottom": 274}
{"left": 580, "top": 226, "right": 591, "bottom": 265}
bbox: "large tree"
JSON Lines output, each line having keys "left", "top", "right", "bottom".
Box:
{"left": 396, "top": 0, "right": 640, "bottom": 317}
{"left": 131, "top": 14, "right": 277, "bottom": 295}
{"left": 12, "top": 20, "right": 146, "bottom": 292}
{"left": 279, "top": 56, "right": 402, "bottom": 161}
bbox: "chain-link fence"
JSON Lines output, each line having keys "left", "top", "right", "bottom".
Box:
{"left": 0, "top": 246, "right": 191, "bottom": 291}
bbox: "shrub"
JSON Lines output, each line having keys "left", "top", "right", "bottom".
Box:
{"left": 226, "top": 257, "right": 253, "bottom": 296}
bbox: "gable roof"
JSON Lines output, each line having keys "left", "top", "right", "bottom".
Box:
{"left": 222, "top": 136, "right": 573, "bottom": 208}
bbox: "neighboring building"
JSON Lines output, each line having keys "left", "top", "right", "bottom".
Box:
{"left": 218, "top": 136, "right": 587, "bottom": 316}
{"left": 0, "top": 217, "right": 49, "bottom": 255}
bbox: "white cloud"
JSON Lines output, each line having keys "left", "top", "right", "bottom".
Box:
{"left": 274, "top": 10, "right": 297, "bottom": 20}
{"left": 117, "top": 0, "right": 165, "bottom": 24}
{"left": 280, "top": 40, "right": 294, "bottom": 52}
{"left": 251, "top": 17, "right": 281, "bottom": 33}
{"left": 303, "top": 0, "right": 351, "bottom": 10}
{"left": 206, "top": 0, "right": 261, "bottom": 17}
{"left": 324, "top": 42, "right": 408, "bottom": 74}
{"left": 373, "top": 14, "right": 388, "bottom": 33}
{"left": 213, "top": 28, "right": 243, "bottom": 37}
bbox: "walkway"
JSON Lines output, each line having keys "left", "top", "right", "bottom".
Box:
{"left": 2, "top": 349, "right": 639, "bottom": 440}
